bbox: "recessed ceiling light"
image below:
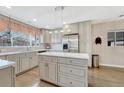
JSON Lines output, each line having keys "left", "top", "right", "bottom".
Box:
{"left": 55, "top": 30, "right": 58, "bottom": 33}
{"left": 33, "top": 19, "right": 37, "bottom": 22}
{"left": 60, "top": 30, "right": 64, "bottom": 33}
{"left": 63, "top": 22, "right": 66, "bottom": 24}
{"left": 49, "top": 32, "right": 52, "bottom": 34}
{"left": 5, "top": 6, "right": 11, "bottom": 9}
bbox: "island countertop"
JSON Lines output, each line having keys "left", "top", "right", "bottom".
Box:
{"left": 38, "top": 52, "right": 89, "bottom": 59}
{"left": 0, "top": 59, "right": 15, "bottom": 69}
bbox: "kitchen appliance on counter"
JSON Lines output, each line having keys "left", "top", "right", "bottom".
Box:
{"left": 62, "top": 33, "right": 79, "bottom": 53}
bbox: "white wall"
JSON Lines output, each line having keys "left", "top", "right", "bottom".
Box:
{"left": 92, "top": 19, "right": 124, "bottom": 68}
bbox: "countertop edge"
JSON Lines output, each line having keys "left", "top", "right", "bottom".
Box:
{"left": 38, "top": 52, "right": 89, "bottom": 60}
{"left": 0, "top": 60, "right": 15, "bottom": 69}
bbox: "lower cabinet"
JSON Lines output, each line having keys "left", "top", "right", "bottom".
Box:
{"left": 48, "top": 62, "right": 57, "bottom": 84}
{"left": 39, "top": 62, "right": 49, "bottom": 81}
{"left": 20, "top": 53, "right": 30, "bottom": 72}
{"left": 29, "top": 52, "right": 38, "bottom": 68}
{"left": 0, "top": 66, "right": 15, "bottom": 87}
{"left": 58, "top": 75, "right": 86, "bottom": 87}
{"left": 39, "top": 62, "right": 57, "bottom": 84}
{"left": 5, "top": 52, "right": 38, "bottom": 74}
{"left": 39, "top": 56, "right": 88, "bottom": 87}
{"left": 7, "top": 54, "right": 19, "bottom": 74}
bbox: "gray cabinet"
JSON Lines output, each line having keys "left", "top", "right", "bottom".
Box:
{"left": 1, "top": 51, "right": 38, "bottom": 75}
{"left": 7, "top": 54, "right": 19, "bottom": 74}
{"left": 39, "top": 62, "right": 57, "bottom": 84}
{"left": 39, "top": 56, "right": 57, "bottom": 84}
{"left": 48, "top": 62, "right": 57, "bottom": 84}
{"left": 20, "top": 53, "right": 30, "bottom": 72}
{"left": 29, "top": 52, "right": 38, "bottom": 68}
{"left": 63, "top": 23, "right": 79, "bottom": 35}
{"left": 0, "top": 66, "right": 15, "bottom": 87}
{"left": 39, "top": 62, "right": 49, "bottom": 81}
{"left": 51, "top": 31, "right": 62, "bottom": 43}
{"left": 43, "top": 31, "right": 51, "bottom": 43}
{"left": 58, "top": 57, "right": 88, "bottom": 87}
{"left": 38, "top": 55, "right": 88, "bottom": 87}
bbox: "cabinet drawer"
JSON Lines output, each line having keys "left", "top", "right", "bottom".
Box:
{"left": 39, "top": 56, "right": 57, "bottom": 63}
{"left": 58, "top": 75, "right": 86, "bottom": 87}
{"left": 58, "top": 64, "right": 86, "bottom": 77}
{"left": 58, "top": 57, "right": 87, "bottom": 66}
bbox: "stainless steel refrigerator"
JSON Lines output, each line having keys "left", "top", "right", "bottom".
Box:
{"left": 62, "top": 33, "right": 79, "bottom": 53}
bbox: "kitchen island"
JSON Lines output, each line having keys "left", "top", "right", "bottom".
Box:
{"left": 0, "top": 59, "right": 15, "bottom": 87}
{"left": 38, "top": 52, "right": 89, "bottom": 87}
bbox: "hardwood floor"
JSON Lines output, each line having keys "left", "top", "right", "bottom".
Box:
{"left": 16, "top": 67, "right": 124, "bottom": 87}
{"left": 88, "top": 67, "right": 124, "bottom": 87}
{"left": 16, "top": 67, "right": 56, "bottom": 87}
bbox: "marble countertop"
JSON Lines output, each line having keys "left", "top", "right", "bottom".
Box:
{"left": 0, "top": 49, "right": 47, "bottom": 56}
{"left": 38, "top": 52, "right": 89, "bottom": 59}
{"left": 0, "top": 59, "right": 15, "bottom": 69}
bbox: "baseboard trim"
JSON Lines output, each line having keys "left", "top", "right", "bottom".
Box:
{"left": 16, "top": 65, "right": 38, "bottom": 76}
{"left": 40, "top": 79, "right": 59, "bottom": 87}
{"left": 100, "top": 64, "right": 124, "bottom": 68}
{"left": 100, "top": 64, "right": 124, "bottom": 71}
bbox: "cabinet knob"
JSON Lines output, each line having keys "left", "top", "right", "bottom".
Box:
{"left": 70, "top": 82, "right": 72, "bottom": 84}
{"left": 70, "top": 61, "right": 72, "bottom": 63}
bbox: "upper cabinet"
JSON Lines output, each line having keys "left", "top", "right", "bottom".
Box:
{"left": 42, "top": 23, "right": 80, "bottom": 44}
{"left": 63, "top": 23, "right": 79, "bottom": 35}
{"left": 51, "top": 31, "right": 62, "bottom": 43}
{"left": 43, "top": 29, "right": 62, "bottom": 44}
{"left": 43, "top": 30, "right": 51, "bottom": 43}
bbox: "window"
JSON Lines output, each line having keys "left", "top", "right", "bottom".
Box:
{"left": 12, "top": 32, "right": 30, "bottom": 46}
{"left": 0, "top": 31, "right": 11, "bottom": 46}
{"left": 116, "top": 32, "right": 124, "bottom": 46}
{"left": 0, "top": 16, "right": 42, "bottom": 47}
{"left": 108, "top": 32, "right": 115, "bottom": 46}
{"left": 30, "top": 35, "right": 36, "bottom": 46}
{"left": 107, "top": 31, "right": 124, "bottom": 46}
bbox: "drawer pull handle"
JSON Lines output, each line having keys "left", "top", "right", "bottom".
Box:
{"left": 70, "top": 70, "right": 72, "bottom": 72}
{"left": 70, "top": 82, "right": 72, "bottom": 84}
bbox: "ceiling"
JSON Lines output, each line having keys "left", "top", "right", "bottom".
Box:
{"left": 0, "top": 6, "right": 124, "bottom": 29}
